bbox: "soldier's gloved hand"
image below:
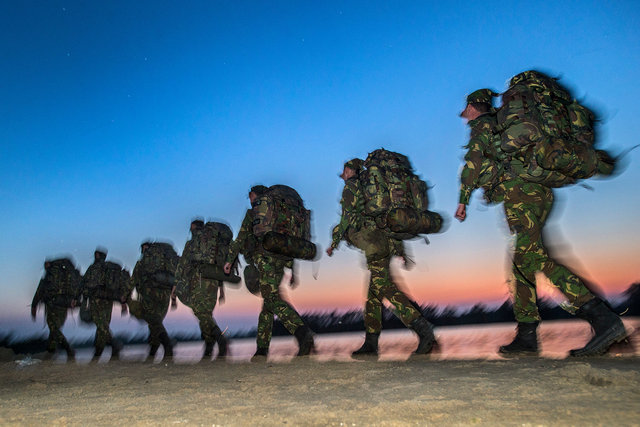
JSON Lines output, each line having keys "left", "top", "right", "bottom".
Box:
{"left": 223, "top": 262, "right": 232, "bottom": 275}
{"left": 326, "top": 247, "right": 334, "bottom": 257}
{"left": 31, "top": 305, "right": 37, "bottom": 321}
{"left": 455, "top": 203, "right": 467, "bottom": 222}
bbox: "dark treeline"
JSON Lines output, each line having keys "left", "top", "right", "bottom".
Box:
{"left": 3, "top": 283, "right": 638, "bottom": 355}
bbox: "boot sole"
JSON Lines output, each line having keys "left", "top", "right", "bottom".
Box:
{"left": 569, "top": 325, "right": 629, "bottom": 357}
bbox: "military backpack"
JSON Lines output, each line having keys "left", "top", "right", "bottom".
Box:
{"left": 43, "top": 258, "right": 82, "bottom": 306}
{"left": 139, "top": 242, "right": 179, "bottom": 289}
{"left": 359, "top": 148, "right": 443, "bottom": 239}
{"left": 496, "top": 70, "right": 615, "bottom": 186}
{"left": 252, "top": 185, "right": 317, "bottom": 260}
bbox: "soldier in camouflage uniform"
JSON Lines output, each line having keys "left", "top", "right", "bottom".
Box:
{"left": 456, "top": 89, "right": 626, "bottom": 357}
{"left": 175, "top": 220, "right": 228, "bottom": 360}
{"left": 81, "top": 249, "right": 124, "bottom": 362}
{"left": 127, "top": 242, "right": 177, "bottom": 361}
{"left": 224, "top": 185, "right": 314, "bottom": 359}
{"left": 31, "top": 260, "right": 77, "bottom": 361}
{"left": 327, "top": 159, "right": 436, "bottom": 356}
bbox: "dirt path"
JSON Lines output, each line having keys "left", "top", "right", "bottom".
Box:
{"left": 1, "top": 355, "right": 639, "bottom": 426}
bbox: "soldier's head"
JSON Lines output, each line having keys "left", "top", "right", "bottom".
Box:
{"left": 249, "top": 185, "right": 268, "bottom": 204}
{"left": 340, "top": 158, "right": 363, "bottom": 181}
{"left": 94, "top": 248, "right": 107, "bottom": 262}
{"left": 44, "top": 261, "right": 51, "bottom": 270}
{"left": 190, "top": 218, "right": 204, "bottom": 234}
{"left": 140, "top": 241, "right": 152, "bottom": 254}
{"left": 460, "top": 89, "right": 497, "bottom": 121}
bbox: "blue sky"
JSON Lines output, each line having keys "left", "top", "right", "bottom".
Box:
{"left": 1, "top": 1, "right": 639, "bottom": 336}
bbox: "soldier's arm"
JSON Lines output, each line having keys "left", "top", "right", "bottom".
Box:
{"left": 330, "top": 183, "right": 358, "bottom": 250}
{"left": 226, "top": 211, "right": 252, "bottom": 265}
{"left": 31, "top": 278, "right": 45, "bottom": 319}
{"left": 459, "top": 121, "right": 493, "bottom": 205}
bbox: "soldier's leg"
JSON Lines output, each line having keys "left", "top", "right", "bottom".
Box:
{"left": 90, "top": 298, "right": 114, "bottom": 358}
{"left": 256, "top": 304, "right": 274, "bottom": 350}
{"left": 256, "top": 256, "right": 304, "bottom": 334}
{"left": 368, "top": 258, "right": 435, "bottom": 354}
{"left": 45, "top": 304, "right": 73, "bottom": 359}
{"left": 352, "top": 278, "right": 382, "bottom": 356}
{"left": 142, "top": 289, "right": 171, "bottom": 358}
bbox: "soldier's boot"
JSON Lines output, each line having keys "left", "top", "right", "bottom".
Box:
{"left": 203, "top": 341, "right": 214, "bottom": 358}
{"left": 147, "top": 344, "right": 159, "bottom": 362}
{"left": 62, "top": 342, "right": 75, "bottom": 362}
{"left": 351, "top": 332, "right": 379, "bottom": 357}
{"left": 251, "top": 347, "right": 269, "bottom": 362}
{"left": 91, "top": 347, "right": 104, "bottom": 363}
{"left": 294, "top": 325, "right": 315, "bottom": 356}
{"left": 410, "top": 317, "right": 436, "bottom": 355}
{"left": 159, "top": 332, "right": 174, "bottom": 361}
{"left": 214, "top": 329, "right": 228, "bottom": 359}
{"left": 499, "top": 322, "right": 539, "bottom": 356}
{"left": 111, "top": 339, "right": 123, "bottom": 361}
{"left": 570, "top": 298, "right": 627, "bottom": 357}
{"left": 41, "top": 349, "right": 55, "bottom": 361}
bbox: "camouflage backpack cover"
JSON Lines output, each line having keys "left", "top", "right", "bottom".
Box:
{"left": 83, "top": 260, "right": 130, "bottom": 301}
{"left": 138, "top": 242, "right": 179, "bottom": 289}
{"left": 496, "top": 70, "right": 615, "bottom": 187}
{"left": 43, "top": 258, "right": 82, "bottom": 306}
{"left": 252, "top": 185, "right": 317, "bottom": 260}
{"left": 360, "top": 148, "right": 443, "bottom": 239}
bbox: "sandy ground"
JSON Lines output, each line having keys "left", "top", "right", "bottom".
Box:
{"left": 1, "top": 356, "right": 639, "bottom": 426}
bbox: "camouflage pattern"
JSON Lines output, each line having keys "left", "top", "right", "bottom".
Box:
{"left": 176, "top": 226, "right": 223, "bottom": 347}
{"left": 465, "top": 88, "right": 498, "bottom": 106}
{"left": 89, "top": 297, "right": 115, "bottom": 352}
{"left": 262, "top": 231, "right": 317, "bottom": 260}
{"left": 459, "top": 113, "right": 507, "bottom": 205}
{"left": 227, "top": 209, "right": 259, "bottom": 265}
{"left": 364, "top": 255, "right": 421, "bottom": 333}
{"left": 254, "top": 253, "right": 304, "bottom": 348}
{"left": 386, "top": 207, "right": 443, "bottom": 236}
{"left": 330, "top": 176, "right": 367, "bottom": 250}
{"left": 135, "top": 243, "right": 179, "bottom": 289}
{"left": 43, "top": 303, "right": 71, "bottom": 353}
{"left": 499, "top": 177, "right": 594, "bottom": 322}
{"left": 252, "top": 185, "right": 311, "bottom": 241}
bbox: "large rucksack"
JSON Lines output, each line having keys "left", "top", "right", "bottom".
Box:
{"left": 139, "top": 242, "right": 179, "bottom": 288}
{"left": 252, "top": 185, "right": 317, "bottom": 260}
{"left": 360, "top": 148, "right": 443, "bottom": 239}
{"left": 496, "top": 70, "right": 615, "bottom": 186}
{"left": 43, "top": 258, "right": 82, "bottom": 306}
{"left": 103, "top": 261, "right": 131, "bottom": 300}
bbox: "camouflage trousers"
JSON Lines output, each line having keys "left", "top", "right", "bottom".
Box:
{"left": 255, "top": 254, "right": 304, "bottom": 348}
{"left": 181, "top": 275, "right": 221, "bottom": 345}
{"left": 44, "top": 303, "right": 71, "bottom": 352}
{"left": 364, "top": 256, "right": 421, "bottom": 334}
{"left": 501, "top": 179, "right": 594, "bottom": 322}
{"left": 89, "top": 297, "right": 114, "bottom": 351}
{"left": 138, "top": 288, "right": 171, "bottom": 347}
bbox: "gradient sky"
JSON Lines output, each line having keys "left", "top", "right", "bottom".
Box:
{"left": 1, "top": 1, "right": 639, "bottom": 336}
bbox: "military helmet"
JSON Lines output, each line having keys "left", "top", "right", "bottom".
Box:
{"left": 344, "top": 158, "right": 363, "bottom": 172}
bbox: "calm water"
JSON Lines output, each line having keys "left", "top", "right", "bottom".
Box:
{"left": 51, "top": 318, "right": 639, "bottom": 364}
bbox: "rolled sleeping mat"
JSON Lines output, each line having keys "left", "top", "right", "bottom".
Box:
{"left": 386, "top": 207, "right": 443, "bottom": 235}
{"left": 262, "top": 231, "right": 317, "bottom": 261}
{"left": 199, "top": 263, "right": 242, "bottom": 286}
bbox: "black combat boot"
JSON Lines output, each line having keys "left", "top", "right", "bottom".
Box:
{"left": 351, "top": 332, "right": 379, "bottom": 357}
{"left": 111, "top": 339, "right": 123, "bottom": 361}
{"left": 294, "top": 325, "right": 315, "bottom": 356}
{"left": 159, "top": 332, "right": 173, "bottom": 361}
{"left": 91, "top": 347, "right": 104, "bottom": 363}
{"left": 210, "top": 326, "right": 228, "bottom": 359}
{"left": 147, "top": 344, "right": 159, "bottom": 362}
{"left": 410, "top": 317, "right": 436, "bottom": 355}
{"left": 62, "top": 342, "right": 75, "bottom": 362}
{"left": 203, "top": 341, "right": 214, "bottom": 358}
{"left": 251, "top": 347, "right": 268, "bottom": 362}
{"left": 499, "top": 322, "right": 539, "bottom": 356}
{"left": 570, "top": 298, "right": 627, "bottom": 357}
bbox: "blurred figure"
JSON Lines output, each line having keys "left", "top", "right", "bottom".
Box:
{"left": 31, "top": 258, "right": 82, "bottom": 361}
{"left": 81, "top": 248, "right": 128, "bottom": 362}
{"left": 224, "top": 185, "right": 315, "bottom": 359}
{"left": 127, "top": 241, "right": 179, "bottom": 361}
{"left": 174, "top": 219, "right": 228, "bottom": 360}
{"left": 327, "top": 157, "right": 437, "bottom": 357}
{"left": 456, "top": 84, "right": 626, "bottom": 357}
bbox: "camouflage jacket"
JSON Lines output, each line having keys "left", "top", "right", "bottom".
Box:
{"left": 331, "top": 177, "right": 367, "bottom": 249}
{"left": 227, "top": 209, "right": 258, "bottom": 265}
{"left": 459, "top": 113, "right": 506, "bottom": 205}
{"left": 175, "top": 231, "right": 200, "bottom": 285}
{"left": 81, "top": 260, "right": 104, "bottom": 297}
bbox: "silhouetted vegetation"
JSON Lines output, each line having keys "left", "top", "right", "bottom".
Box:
{"left": 2, "top": 283, "right": 638, "bottom": 355}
